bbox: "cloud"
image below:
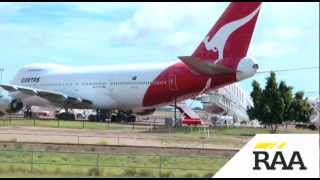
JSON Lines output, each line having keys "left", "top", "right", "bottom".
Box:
{"left": 247, "top": 2, "right": 318, "bottom": 61}
{"left": 161, "top": 31, "right": 200, "bottom": 51}
{"left": 0, "top": 2, "right": 318, "bottom": 98}
{"left": 0, "top": 3, "right": 25, "bottom": 14}
{"left": 248, "top": 26, "right": 303, "bottom": 58}
{"left": 73, "top": 2, "right": 139, "bottom": 14}
{"left": 248, "top": 40, "right": 294, "bottom": 59}
{"left": 113, "top": 2, "right": 221, "bottom": 44}
{"left": 270, "top": 27, "right": 303, "bottom": 39}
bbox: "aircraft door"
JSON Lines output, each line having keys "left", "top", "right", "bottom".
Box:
{"left": 168, "top": 72, "right": 178, "bottom": 91}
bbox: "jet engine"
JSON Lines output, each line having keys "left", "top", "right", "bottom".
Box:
{"left": 0, "top": 94, "right": 23, "bottom": 116}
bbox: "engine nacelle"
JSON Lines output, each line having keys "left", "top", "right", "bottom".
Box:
{"left": 0, "top": 94, "right": 23, "bottom": 116}
{"left": 133, "top": 108, "right": 156, "bottom": 116}
{"left": 236, "top": 57, "right": 259, "bottom": 81}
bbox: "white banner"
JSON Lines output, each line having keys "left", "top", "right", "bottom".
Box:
{"left": 214, "top": 134, "right": 320, "bottom": 178}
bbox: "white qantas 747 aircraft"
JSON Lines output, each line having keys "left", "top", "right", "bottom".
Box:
{"left": 0, "top": 2, "right": 261, "bottom": 120}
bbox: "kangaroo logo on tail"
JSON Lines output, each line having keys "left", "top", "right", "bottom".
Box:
{"left": 203, "top": 6, "right": 261, "bottom": 64}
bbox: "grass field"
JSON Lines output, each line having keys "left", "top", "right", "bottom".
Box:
{"left": 0, "top": 118, "right": 316, "bottom": 134}
{"left": 151, "top": 126, "right": 317, "bottom": 149}
{"left": 0, "top": 149, "right": 230, "bottom": 178}
{"left": 0, "top": 118, "right": 139, "bottom": 131}
{"left": 0, "top": 118, "right": 316, "bottom": 149}
{"left": 0, "top": 118, "right": 316, "bottom": 177}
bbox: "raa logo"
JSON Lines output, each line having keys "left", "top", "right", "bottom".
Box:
{"left": 253, "top": 142, "right": 307, "bottom": 170}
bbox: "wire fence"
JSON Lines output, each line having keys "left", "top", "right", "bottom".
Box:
{"left": 0, "top": 131, "right": 236, "bottom": 151}
{"left": 0, "top": 149, "right": 229, "bottom": 177}
{"left": 0, "top": 115, "right": 178, "bottom": 132}
{"left": 0, "top": 117, "right": 222, "bottom": 149}
{"left": 1, "top": 116, "right": 116, "bottom": 130}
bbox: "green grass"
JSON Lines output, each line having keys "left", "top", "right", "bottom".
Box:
{"left": 0, "top": 118, "right": 316, "bottom": 149}
{"left": 151, "top": 126, "right": 317, "bottom": 149}
{"left": 0, "top": 118, "right": 316, "bottom": 135}
{"left": 0, "top": 119, "right": 314, "bottom": 177}
{"left": 0, "top": 149, "right": 230, "bottom": 177}
{"left": 0, "top": 119, "right": 142, "bottom": 131}
{"left": 161, "top": 126, "right": 316, "bottom": 137}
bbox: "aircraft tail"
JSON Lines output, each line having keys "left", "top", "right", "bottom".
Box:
{"left": 191, "top": 2, "right": 261, "bottom": 69}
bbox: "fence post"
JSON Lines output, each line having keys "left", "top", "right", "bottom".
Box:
{"left": 33, "top": 118, "right": 35, "bottom": 127}
{"left": 96, "top": 153, "right": 100, "bottom": 176}
{"left": 159, "top": 155, "right": 162, "bottom": 177}
{"left": 30, "top": 151, "right": 34, "bottom": 173}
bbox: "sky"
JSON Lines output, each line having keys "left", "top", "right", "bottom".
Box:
{"left": 0, "top": 2, "right": 319, "bottom": 101}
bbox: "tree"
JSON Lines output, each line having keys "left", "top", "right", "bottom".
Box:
{"left": 247, "top": 72, "right": 313, "bottom": 133}
{"left": 289, "top": 91, "right": 313, "bottom": 124}
{"left": 262, "top": 72, "right": 285, "bottom": 133}
{"left": 247, "top": 72, "right": 285, "bottom": 133}
{"left": 247, "top": 80, "right": 263, "bottom": 121}
{"left": 278, "top": 81, "right": 293, "bottom": 128}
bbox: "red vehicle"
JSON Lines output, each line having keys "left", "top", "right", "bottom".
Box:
{"left": 181, "top": 116, "right": 202, "bottom": 126}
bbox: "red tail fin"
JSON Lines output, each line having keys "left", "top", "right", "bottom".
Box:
{"left": 192, "top": 2, "right": 261, "bottom": 68}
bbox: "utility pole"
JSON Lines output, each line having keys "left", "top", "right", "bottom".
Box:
{"left": 174, "top": 97, "right": 177, "bottom": 132}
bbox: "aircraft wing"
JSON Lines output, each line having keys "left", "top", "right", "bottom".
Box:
{"left": 0, "top": 84, "right": 93, "bottom": 109}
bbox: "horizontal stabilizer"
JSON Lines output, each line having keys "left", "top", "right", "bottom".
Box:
{"left": 178, "top": 56, "right": 236, "bottom": 75}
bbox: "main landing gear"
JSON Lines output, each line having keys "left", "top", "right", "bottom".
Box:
{"left": 90, "top": 109, "right": 136, "bottom": 123}
{"left": 111, "top": 110, "right": 136, "bottom": 123}
{"left": 24, "top": 105, "right": 33, "bottom": 119}
{"left": 55, "top": 108, "right": 75, "bottom": 120}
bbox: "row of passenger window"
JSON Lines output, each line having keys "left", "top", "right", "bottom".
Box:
{"left": 110, "top": 81, "right": 166, "bottom": 86}
{"left": 26, "top": 81, "right": 167, "bottom": 87}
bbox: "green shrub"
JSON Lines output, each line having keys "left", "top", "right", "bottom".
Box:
{"left": 160, "top": 171, "right": 173, "bottom": 178}
{"left": 9, "top": 165, "right": 15, "bottom": 173}
{"left": 87, "top": 167, "right": 101, "bottom": 176}
{"left": 14, "top": 142, "right": 23, "bottom": 149}
{"left": 202, "top": 172, "right": 214, "bottom": 178}
{"left": 183, "top": 172, "right": 199, "bottom": 178}
{"left": 123, "top": 168, "right": 137, "bottom": 177}
{"left": 137, "top": 169, "right": 153, "bottom": 177}
{"left": 55, "top": 167, "right": 61, "bottom": 175}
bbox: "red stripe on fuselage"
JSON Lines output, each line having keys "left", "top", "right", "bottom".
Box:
{"left": 142, "top": 62, "right": 236, "bottom": 107}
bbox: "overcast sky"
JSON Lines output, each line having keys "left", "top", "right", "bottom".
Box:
{"left": 0, "top": 2, "right": 318, "bottom": 99}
